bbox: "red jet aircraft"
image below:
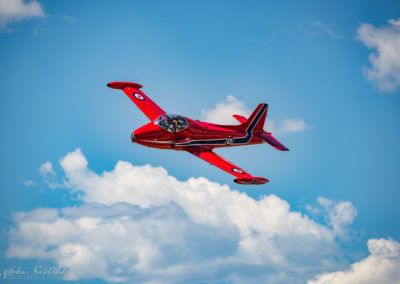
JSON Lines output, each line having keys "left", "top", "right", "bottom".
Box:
{"left": 108, "top": 82, "right": 289, "bottom": 185}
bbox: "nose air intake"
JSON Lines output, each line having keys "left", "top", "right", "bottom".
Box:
{"left": 131, "top": 133, "right": 136, "bottom": 142}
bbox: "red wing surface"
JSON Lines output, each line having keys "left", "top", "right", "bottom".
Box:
{"left": 108, "top": 82, "right": 166, "bottom": 121}
{"left": 184, "top": 146, "right": 268, "bottom": 185}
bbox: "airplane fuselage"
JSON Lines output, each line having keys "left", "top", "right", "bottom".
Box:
{"left": 131, "top": 117, "right": 265, "bottom": 151}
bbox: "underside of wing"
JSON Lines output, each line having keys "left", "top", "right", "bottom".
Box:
{"left": 108, "top": 81, "right": 166, "bottom": 121}
{"left": 184, "top": 146, "right": 268, "bottom": 185}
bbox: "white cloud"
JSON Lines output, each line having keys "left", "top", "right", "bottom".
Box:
{"left": 298, "top": 22, "right": 342, "bottom": 39}
{"left": 200, "top": 95, "right": 308, "bottom": 134}
{"left": 61, "top": 14, "right": 75, "bottom": 23}
{"left": 328, "top": 201, "right": 357, "bottom": 238}
{"left": 0, "top": 0, "right": 45, "bottom": 31}
{"left": 39, "top": 161, "right": 55, "bottom": 176}
{"left": 317, "top": 196, "right": 334, "bottom": 208}
{"left": 59, "top": 148, "right": 87, "bottom": 173}
{"left": 8, "top": 149, "right": 397, "bottom": 283}
{"left": 308, "top": 238, "right": 400, "bottom": 284}
{"left": 357, "top": 18, "right": 400, "bottom": 93}
{"left": 315, "top": 197, "right": 358, "bottom": 239}
{"left": 201, "top": 94, "right": 250, "bottom": 125}
{"left": 39, "top": 161, "right": 65, "bottom": 189}
{"left": 266, "top": 118, "right": 309, "bottom": 134}
{"left": 7, "top": 148, "right": 353, "bottom": 283}
{"left": 311, "top": 22, "right": 343, "bottom": 39}
{"left": 21, "top": 179, "right": 35, "bottom": 187}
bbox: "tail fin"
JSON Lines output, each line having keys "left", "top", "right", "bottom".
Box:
{"left": 233, "top": 103, "right": 289, "bottom": 151}
{"left": 236, "top": 103, "right": 268, "bottom": 133}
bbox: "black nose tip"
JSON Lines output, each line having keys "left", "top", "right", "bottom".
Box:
{"left": 131, "top": 133, "right": 136, "bottom": 142}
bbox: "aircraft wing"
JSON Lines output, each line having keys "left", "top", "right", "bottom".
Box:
{"left": 107, "top": 82, "right": 166, "bottom": 121}
{"left": 184, "top": 146, "right": 268, "bottom": 185}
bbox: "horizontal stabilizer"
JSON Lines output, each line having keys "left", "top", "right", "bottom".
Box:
{"left": 261, "top": 132, "right": 289, "bottom": 151}
{"left": 233, "top": 114, "right": 247, "bottom": 124}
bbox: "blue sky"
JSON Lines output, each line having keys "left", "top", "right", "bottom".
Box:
{"left": 0, "top": 0, "right": 399, "bottom": 283}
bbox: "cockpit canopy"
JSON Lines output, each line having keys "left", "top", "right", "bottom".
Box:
{"left": 154, "top": 114, "right": 188, "bottom": 133}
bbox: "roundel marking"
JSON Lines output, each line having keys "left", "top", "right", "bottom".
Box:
{"left": 133, "top": 93, "right": 145, "bottom": 101}
{"left": 226, "top": 137, "right": 233, "bottom": 145}
{"left": 231, "top": 168, "right": 244, "bottom": 174}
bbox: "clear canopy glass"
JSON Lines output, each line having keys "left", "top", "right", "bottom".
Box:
{"left": 154, "top": 114, "right": 188, "bottom": 133}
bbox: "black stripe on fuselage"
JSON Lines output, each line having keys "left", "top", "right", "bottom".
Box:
{"left": 176, "top": 104, "right": 267, "bottom": 147}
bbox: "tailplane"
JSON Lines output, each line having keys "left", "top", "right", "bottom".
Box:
{"left": 261, "top": 132, "right": 289, "bottom": 151}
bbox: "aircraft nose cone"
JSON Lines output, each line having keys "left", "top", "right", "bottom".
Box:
{"left": 132, "top": 123, "right": 163, "bottom": 142}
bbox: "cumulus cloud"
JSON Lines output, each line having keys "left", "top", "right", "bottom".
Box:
{"left": 317, "top": 196, "right": 334, "bottom": 208}
{"left": 308, "top": 238, "right": 400, "bottom": 284}
{"left": 0, "top": 0, "right": 45, "bottom": 31}
{"left": 8, "top": 149, "right": 397, "bottom": 283}
{"left": 201, "top": 95, "right": 251, "bottom": 125}
{"left": 309, "top": 197, "right": 358, "bottom": 239}
{"left": 328, "top": 201, "right": 357, "bottom": 238}
{"left": 7, "top": 148, "right": 351, "bottom": 283}
{"left": 266, "top": 118, "right": 309, "bottom": 134}
{"left": 357, "top": 18, "right": 400, "bottom": 93}
{"left": 39, "top": 161, "right": 65, "bottom": 189}
{"left": 39, "top": 161, "right": 55, "bottom": 176}
{"left": 201, "top": 95, "right": 308, "bottom": 134}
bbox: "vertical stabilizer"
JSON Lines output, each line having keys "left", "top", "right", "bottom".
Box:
{"left": 233, "top": 103, "right": 289, "bottom": 151}
{"left": 239, "top": 103, "right": 268, "bottom": 133}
